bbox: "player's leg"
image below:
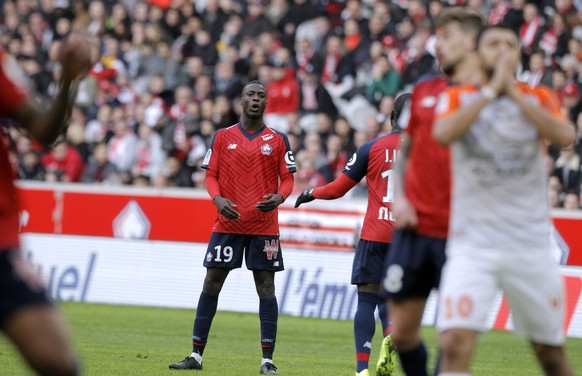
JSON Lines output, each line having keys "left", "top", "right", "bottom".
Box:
{"left": 3, "top": 305, "right": 78, "bottom": 376}
{"left": 501, "top": 249, "right": 573, "bottom": 376}
{"left": 530, "top": 343, "right": 573, "bottom": 376}
{"left": 170, "top": 233, "right": 243, "bottom": 370}
{"left": 387, "top": 297, "right": 429, "bottom": 376}
{"left": 354, "top": 283, "right": 379, "bottom": 375}
{"left": 253, "top": 269, "right": 279, "bottom": 374}
{"left": 351, "top": 240, "right": 394, "bottom": 376}
{"left": 1, "top": 249, "right": 78, "bottom": 376}
{"left": 436, "top": 246, "right": 497, "bottom": 374}
{"left": 384, "top": 231, "right": 443, "bottom": 376}
{"left": 248, "top": 235, "right": 284, "bottom": 375}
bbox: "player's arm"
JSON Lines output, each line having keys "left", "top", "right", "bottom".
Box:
{"left": 434, "top": 54, "right": 510, "bottom": 145}
{"left": 202, "top": 130, "right": 240, "bottom": 220}
{"left": 507, "top": 85, "right": 575, "bottom": 148}
{"left": 294, "top": 174, "right": 358, "bottom": 208}
{"left": 11, "top": 34, "right": 91, "bottom": 147}
{"left": 256, "top": 172, "right": 295, "bottom": 212}
{"left": 207, "top": 169, "right": 241, "bottom": 220}
{"left": 432, "top": 87, "right": 489, "bottom": 145}
{"left": 256, "top": 136, "right": 297, "bottom": 212}
{"left": 295, "top": 139, "right": 372, "bottom": 207}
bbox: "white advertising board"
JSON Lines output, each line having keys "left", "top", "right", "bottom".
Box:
{"left": 21, "top": 234, "right": 582, "bottom": 338}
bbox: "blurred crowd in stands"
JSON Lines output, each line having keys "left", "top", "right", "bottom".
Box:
{"left": 2, "top": 0, "right": 582, "bottom": 209}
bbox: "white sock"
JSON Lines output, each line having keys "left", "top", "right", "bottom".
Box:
{"left": 438, "top": 373, "right": 471, "bottom": 376}
{"left": 189, "top": 352, "right": 203, "bottom": 363}
{"left": 261, "top": 358, "right": 273, "bottom": 366}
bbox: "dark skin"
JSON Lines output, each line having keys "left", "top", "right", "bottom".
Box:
{"left": 3, "top": 32, "right": 92, "bottom": 376}
{"left": 212, "top": 83, "right": 284, "bottom": 220}
{"left": 205, "top": 83, "right": 283, "bottom": 299}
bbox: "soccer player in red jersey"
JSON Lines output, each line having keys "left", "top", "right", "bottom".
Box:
{"left": 170, "top": 81, "right": 295, "bottom": 375}
{"left": 295, "top": 93, "right": 411, "bottom": 376}
{"left": 382, "top": 9, "right": 485, "bottom": 376}
{"left": 0, "top": 34, "right": 91, "bottom": 375}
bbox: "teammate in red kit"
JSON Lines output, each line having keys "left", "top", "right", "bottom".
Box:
{"left": 382, "top": 9, "right": 485, "bottom": 376}
{"left": 170, "top": 81, "right": 295, "bottom": 375}
{"left": 0, "top": 34, "right": 92, "bottom": 375}
{"left": 295, "top": 93, "right": 411, "bottom": 376}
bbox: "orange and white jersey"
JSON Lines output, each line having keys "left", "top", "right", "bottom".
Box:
{"left": 435, "top": 83, "right": 563, "bottom": 251}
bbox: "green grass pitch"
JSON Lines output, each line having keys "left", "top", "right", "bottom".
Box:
{"left": 0, "top": 302, "right": 581, "bottom": 375}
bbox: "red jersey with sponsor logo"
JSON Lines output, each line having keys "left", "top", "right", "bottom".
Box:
{"left": 202, "top": 123, "right": 296, "bottom": 235}
{"left": 404, "top": 77, "right": 450, "bottom": 238}
{"left": 343, "top": 133, "right": 400, "bottom": 243}
{"left": 0, "top": 48, "right": 30, "bottom": 249}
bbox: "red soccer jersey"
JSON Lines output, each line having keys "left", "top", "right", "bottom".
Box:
{"left": 0, "top": 48, "right": 30, "bottom": 250}
{"left": 202, "top": 123, "right": 296, "bottom": 235}
{"left": 404, "top": 77, "right": 450, "bottom": 238}
{"left": 343, "top": 133, "right": 400, "bottom": 243}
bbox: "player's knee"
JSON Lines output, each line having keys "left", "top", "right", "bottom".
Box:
{"left": 438, "top": 330, "right": 472, "bottom": 360}
{"left": 390, "top": 325, "right": 420, "bottom": 351}
{"left": 202, "top": 270, "right": 228, "bottom": 294}
{"left": 256, "top": 282, "right": 275, "bottom": 299}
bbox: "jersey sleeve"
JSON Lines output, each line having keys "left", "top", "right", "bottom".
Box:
{"left": 0, "top": 51, "right": 30, "bottom": 116}
{"left": 342, "top": 140, "right": 372, "bottom": 182}
{"left": 434, "top": 87, "right": 461, "bottom": 120}
{"left": 279, "top": 133, "right": 297, "bottom": 174}
{"left": 201, "top": 130, "right": 222, "bottom": 171}
{"left": 534, "top": 85, "right": 567, "bottom": 119}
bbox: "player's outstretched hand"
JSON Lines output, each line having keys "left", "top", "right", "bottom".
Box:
{"left": 294, "top": 188, "right": 315, "bottom": 208}
{"left": 214, "top": 196, "right": 240, "bottom": 220}
{"left": 256, "top": 193, "right": 284, "bottom": 212}
{"left": 393, "top": 196, "right": 418, "bottom": 230}
{"left": 59, "top": 32, "right": 93, "bottom": 81}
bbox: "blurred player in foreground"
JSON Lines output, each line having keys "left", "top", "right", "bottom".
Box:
{"left": 295, "top": 93, "right": 411, "bottom": 376}
{"left": 169, "top": 81, "right": 295, "bottom": 374}
{"left": 0, "top": 33, "right": 91, "bottom": 375}
{"left": 433, "top": 25, "right": 575, "bottom": 376}
{"left": 383, "top": 8, "right": 485, "bottom": 376}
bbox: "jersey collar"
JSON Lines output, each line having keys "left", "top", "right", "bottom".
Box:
{"left": 238, "top": 122, "right": 267, "bottom": 141}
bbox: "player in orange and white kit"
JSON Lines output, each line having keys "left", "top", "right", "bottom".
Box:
{"left": 383, "top": 8, "right": 485, "bottom": 376}
{"left": 433, "top": 25, "right": 575, "bottom": 376}
{"left": 0, "top": 34, "right": 92, "bottom": 375}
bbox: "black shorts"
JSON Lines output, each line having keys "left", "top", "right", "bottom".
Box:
{"left": 351, "top": 240, "right": 390, "bottom": 285}
{"left": 203, "top": 232, "right": 285, "bottom": 272}
{"left": 383, "top": 229, "right": 446, "bottom": 299}
{"left": 0, "top": 249, "right": 52, "bottom": 328}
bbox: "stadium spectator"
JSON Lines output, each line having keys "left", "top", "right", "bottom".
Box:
{"left": 81, "top": 142, "right": 119, "bottom": 184}
{"left": 169, "top": 82, "right": 295, "bottom": 374}
{"left": 554, "top": 144, "right": 581, "bottom": 192}
{"left": 264, "top": 60, "right": 299, "bottom": 132}
{"left": 107, "top": 119, "right": 137, "bottom": 175}
{"left": 366, "top": 55, "right": 402, "bottom": 108}
{"left": 41, "top": 140, "right": 85, "bottom": 182}
{"left": 18, "top": 150, "right": 45, "bottom": 181}
{"left": 0, "top": 0, "right": 576, "bottom": 214}
{"left": 563, "top": 190, "right": 581, "bottom": 209}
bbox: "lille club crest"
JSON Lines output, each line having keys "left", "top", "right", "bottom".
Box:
{"left": 260, "top": 144, "right": 273, "bottom": 156}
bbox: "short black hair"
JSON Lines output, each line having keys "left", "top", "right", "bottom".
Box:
{"left": 244, "top": 80, "right": 266, "bottom": 90}
{"left": 476, "top": 24, "right": 519, "bottom": 48}
{"left": 391, "top": 93, "right": 411, "bottom": 132}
